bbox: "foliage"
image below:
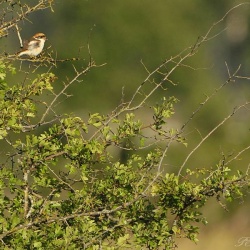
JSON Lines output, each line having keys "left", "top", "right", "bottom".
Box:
{"left": 0, "top": 1, "right": 249, "bottom": 250}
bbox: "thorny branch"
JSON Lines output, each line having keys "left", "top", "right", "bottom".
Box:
{"left": 0, "top": 0, "right": 54, "bottom": 38}
{"left": 90, "top": 3, "right": 250, "bottom": 178}
{"left": 39, "top": 60, "right": 96, "bottom": 124}
{"left": 177, "top": 64, "right": 245, "bottom": 176}
{"left": 178, "top": 101, "right": 250, "bottom": 176}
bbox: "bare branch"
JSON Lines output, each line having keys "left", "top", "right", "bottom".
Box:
{"left": 178, "top": 102, "right": 250, "bottom": 176}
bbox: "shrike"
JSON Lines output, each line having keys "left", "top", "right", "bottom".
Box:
{"left": 17, "top": 33, "right": 46, "bottom": 57}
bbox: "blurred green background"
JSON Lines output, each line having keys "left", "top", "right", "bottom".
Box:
{"left": 6, "top": 0, "right": 250, "bottom": 249}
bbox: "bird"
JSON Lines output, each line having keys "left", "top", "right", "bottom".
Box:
{"left": 17, "top": 33, "right": 46, "bottom": 57}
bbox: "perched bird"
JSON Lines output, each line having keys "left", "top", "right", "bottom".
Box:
{"left": 17, "top": 33, "right": 46, "bottom": 57}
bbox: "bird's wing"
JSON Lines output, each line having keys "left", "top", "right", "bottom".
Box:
{"left": 27, "top": 39, "right": 40, "bottom": 49}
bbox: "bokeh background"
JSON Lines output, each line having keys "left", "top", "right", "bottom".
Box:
{"left": 5, "top": 0, "right": 250, "bottom": 249}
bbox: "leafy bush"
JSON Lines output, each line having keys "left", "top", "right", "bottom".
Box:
{"left": 0, "top": 1, "right": 249, "bottom": 249}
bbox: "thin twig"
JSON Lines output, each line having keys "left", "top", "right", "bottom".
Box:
{"left": 178, "top": 102, "right": 250, "bottom": 176}
{"left": 15, "top": 24, "right": 23, "bottom": 48}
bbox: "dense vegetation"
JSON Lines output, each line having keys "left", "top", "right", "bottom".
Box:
{"left": 0, "top": 1, "right": 249, "bottom": 249}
